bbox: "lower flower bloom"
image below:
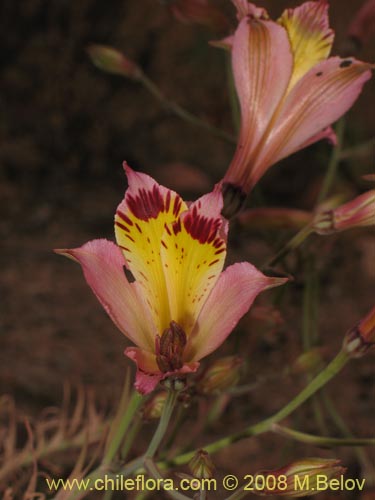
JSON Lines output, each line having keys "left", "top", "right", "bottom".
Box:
{"left": 56, "top": 165, "right": 286, "bottom": 393}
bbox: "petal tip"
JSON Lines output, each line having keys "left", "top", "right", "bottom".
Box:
{"left": 54, "top": 248, "right": 79, "bottom": 263}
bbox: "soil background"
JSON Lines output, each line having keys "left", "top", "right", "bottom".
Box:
{"left": 0, "top": 0, "right": 374, "bottom": 498}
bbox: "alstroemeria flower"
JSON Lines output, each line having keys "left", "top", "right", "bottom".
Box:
{"left": 56, "top": 165, "right": 286, "bottom": 394}
{"left": 221, "top": 0, "right": 373, "bottom": 216}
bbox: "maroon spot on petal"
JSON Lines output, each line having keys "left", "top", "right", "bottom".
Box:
{"left": 173, "top": 219, "right": 182, "bottom": 235}
{"left": 173, "top": 196, "right": 182, "bottom": 217}
{"left": 119, "top": 245, "right": 131, "bottom": 252}
{"left": 165, "top": 190, "right": 171, "bottom": 212}
{"left": 127, "top": 185, "right": 165, "bottom": 221}
{"left": 139, "top": 271, "right": 148, "bottom": 281}
{"left": 316, "top": 71, "right": 323, "bottom": 77}
{"left": 340, "top": 59, "right": 352, "bottom": 68}
{"left": 208, "top": 259, "right": 219, "bottom": 267}
{"left": 123, "top": 266, "right": 135, "bottom": 283}
{"left": 135, "top": 223, "right": 142, "bottom": 233}
{"left": 214, "top": 248, "right": 225, "bottom": 255}
{"left": 116, "top": 210, "right": 133, "bottom": 226}
{"left": 125, "top": 234, "right": 135, "bottom": 242}
{"left": 213, "top": 238, "right": 223, "bottom": 248}
{"left": 183, "top": 206, "right": 222, "bottom": 244}
{"left": 164, "top": 223, "right": 172, "bottom": 236}
{"left": 161, "top": 240, "right": 168, "bottom": 249}
{"left": 115, "top": 221, "right": 130, "bottom": 233}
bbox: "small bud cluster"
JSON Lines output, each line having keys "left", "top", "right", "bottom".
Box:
{"left": 343, "top": 305, "right": 375, "bottom": 358}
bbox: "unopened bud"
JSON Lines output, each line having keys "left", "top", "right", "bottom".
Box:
{"left": 289, "top": 348, "right": 325, "bottom": 376}
{"left": 257, "top": 458, "right": 346, "bottom": 497}
{"left": 196, "top": 356, "right": 243, "bottom": 395}
{"left": 87, "top": 44, "right": 142, "bottom": 80}
{"left": 313, "top": 190, "right": 375, "bottom": 235}
{"left": 189, "top": 449, "right": 215, "bottom": 479}
{"left": 156, "top": 321, "right": 187, "bottom": 373}
{"left": 168, "top": 0, "right": 229, "bottom": 32}
{"left": 343, "top": 305, "right": 375, "bottom": 358}
{"left": 238, "top": 207, "right": 312, "bottom": 231}
{"left": 347, "top": 0, "right": 375, "bottom": 51}
{"left": 142, "top": 391, "right": 167, "bottom": 420}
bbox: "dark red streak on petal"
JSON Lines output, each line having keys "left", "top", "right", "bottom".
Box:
{"left": 183, "top": 206, "right": 222, "bottom": 244}
{"left": 115, "top": 221, "right": 130, "bottom": 233}
{"left": 127, "top": 185, "right": 165, "bottom": 221}
{"left": 116, "top": 210, "right": 134, "bottom": 226}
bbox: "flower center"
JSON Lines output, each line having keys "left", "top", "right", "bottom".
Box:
{"left": 156, "top": 321, "right": 187, "bottom": 373}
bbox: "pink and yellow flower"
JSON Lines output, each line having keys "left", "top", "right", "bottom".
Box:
{"left": 56, "top": 165, "right": 286, "bottom": 393}
{"left": 221, "top": 0, "right": 373, "bottom": 216}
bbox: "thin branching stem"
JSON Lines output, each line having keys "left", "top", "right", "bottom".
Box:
{"left": 271, "top": 423, "right": 375, "bottom": 447}
{"left": 316, "top": 119, "right": 346, "bottom": 205}
{"left": 140, "top": 73, "right": 236, "bottom": 144}
{"left": 162, "top": 350, "right": 350, "bottom": 468}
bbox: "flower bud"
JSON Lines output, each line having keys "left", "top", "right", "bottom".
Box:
{"left": 168, "top": 0, "right": 229, "bottom": 32}
{"left": 257, "top": 458, "right": 346, "bottom": 497}
{"left": 313, "top": 190, "right": 375, "bottom": 235}
{"left": 343, "top": 305, "right": 375, "bottom": 358}
{"left": 238, "top": 207, "right": 312, "bottom": 231}
{"left": 347, "top": 0, "right": 375, "bottom": 50}
{"left": 196, "top": 356, "right": 243, "bottom": 395}
{"left": 189, "top": 449, "right": 215, "bottom": 479}
{"left": 289, "top": 348, "right": 325, "bottom": 376}
{"left": 87, "top": 44, "right": 142, "bottom": 80}
{"left": 142, "top": 391, "right": 167, "bottom": 420}
{"left": 156, "top": 321, "right": 187, "bottom": 373}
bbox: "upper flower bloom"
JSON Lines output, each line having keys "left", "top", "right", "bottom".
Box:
{"left": 221, "top": 0, "right": 373, "bottom": 217}
{"left": 56, "top": 165, "right": 286, "bottom": 393}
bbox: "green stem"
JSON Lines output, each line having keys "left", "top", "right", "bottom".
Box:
{"left": 164, "top": 350, "right": 349, "bottom": 467}
{"left": 321, "top": 390, "right": 375, "bottom": 484}
{"left": 316, "top": 119, "right": 345, "bottom": 205}
{"left": 145, "top": 388, "right": 179, "bottom": 458}
{"left": 271, "top": 423, "right": 375, "bottom": 447}
{"left": 121, "top": 415, "right": 143, "bottom": 462}
{"left": 144, "top": 458, "right": 192, "bottom": 500}
{"left": 140, "top": 74, "right": 235, "bottom": 144}
{"left": 103, "top": 390, "right": 144, "bottom": 465}
{"left": 302, "top": 256, "right": 328, "bottom": 435}
{"left": 264, "top": 223, "right": 313, "bottom": 268}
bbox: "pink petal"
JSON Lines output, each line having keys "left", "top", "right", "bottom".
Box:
{"left": 186, "top": 263, "right": 288, "bottom": 361}
{"left": 254, "top": 57, "right": 373, "bottom": 170}
{"left": 126, "top": 347, "right": 199, "bottom": 394}
{"left": 296, "top": 125, "right": 338, "bottom": 151}
{"left": 224, "top": 15, "right": 293, "bottom": 192}
{"left": 278, "top": 0, "right": 334, "bottom": 89}
{"left": 55, "top": 239, "right": 156, "bottom": 351}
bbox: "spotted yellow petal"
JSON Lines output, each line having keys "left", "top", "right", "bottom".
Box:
{"left": 160, "top": 189, "right": 227, "bottom": 335}
{"left": 279, "top": 0, "right": 334, "bottom": 89}
{"left": 115, "top": 165, "right": 187, "bottom": 333}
